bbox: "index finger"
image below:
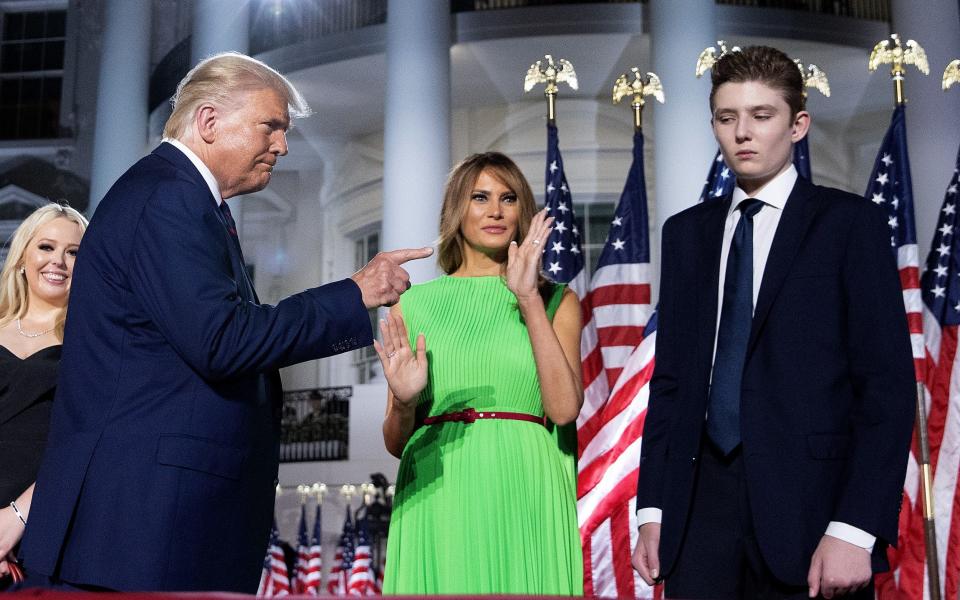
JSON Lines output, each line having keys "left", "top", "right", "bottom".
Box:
{"left": 385, "top": 246, "right": 434, "bottom": 264}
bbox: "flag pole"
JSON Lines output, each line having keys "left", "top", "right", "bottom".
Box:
{"left": 869, "top": 33, "right": 938, "bottom": 600}
{"left": 869, "top": 33, "right": 931, "bottom": 107}
{"left": 524, "top": 54, "right": 579, "bottom": 124}
{"left": 612, "top": 67, "right": 665, "bottom": 132}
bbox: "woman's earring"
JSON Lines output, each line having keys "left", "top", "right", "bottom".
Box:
{"left": 19, "top": 266, "right": 25, "bottom": 275}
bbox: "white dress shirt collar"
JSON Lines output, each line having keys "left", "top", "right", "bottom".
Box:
{"left": 163, "top": 138, "right": 223, "bottom": 206}
{"left": 729, "top": 164, "right": 798, "bottom": 214}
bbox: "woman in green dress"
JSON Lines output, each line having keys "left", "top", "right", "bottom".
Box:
{"left": 376, "top": 152, "right": 584, "bottom": 595}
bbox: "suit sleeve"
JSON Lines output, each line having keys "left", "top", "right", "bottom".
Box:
{"left": 637, "top": 216, "right": 681, "bottom": 509}
{"left": 128, "top": 180, "right": 373, "bottom": 381}
{"left": 832, "top": 200, "right": 916, "bottom": 547}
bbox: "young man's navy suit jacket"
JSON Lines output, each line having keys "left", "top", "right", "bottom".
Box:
{"left": 637, "top": 176, "right": 916, "bottom": 585}
{"left": 20, "top": 143, "right": 373, "bottom": 592}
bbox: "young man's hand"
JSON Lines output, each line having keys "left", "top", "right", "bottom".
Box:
{"left": 632, "top": 522, "right": 662, "bottom": 586}
{"left": 807, "top": 535, "right": 871, "bottom": 598}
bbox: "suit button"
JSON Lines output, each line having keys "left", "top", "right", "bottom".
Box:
{"left": 691, "top": 456, "right": 697, "bottom": 463}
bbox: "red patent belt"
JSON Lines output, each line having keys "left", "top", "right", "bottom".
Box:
{"left": 420, "top": 407, "right": 545, "bottom": 427}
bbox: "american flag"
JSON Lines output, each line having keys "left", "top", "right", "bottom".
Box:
{"left": 540, "top": 121, "right": 587, "bottom": 463}
{"left": 922, "top": 145, "right": 960, "bottom": 600}
{"left": 347, "top": 515, "right": 377, "bottom": 595}
{"left": 294, "top": 504, "right": 310, "bottom": 594}
{"left": 883, "top": 145, "right": 960, "bottom": 600}
{"left": 864, "top": 106, "right": 924, "bottom": 377}
{"left": 861, "top": 105, "right": 926, "bottom": 600}
{"left": 374, "top": 557, "right": 384, "bottom": 594}
{"left": 699, "top": 139, "right": 813, "bottom": 203}
{"left": 326, "top": 508, "right": 355, "bottom": 596}
{"left": 541, "top": 122, "right": 586, "bottom": 297}
{"left": 699, "top": 149, "right": 736, "bottom": 203}
{"left": 257, "top": 519, "right": 291, "bottom": 597}
{"left": 575, "top": 129, "right": 657, "bottom": 599}
{"left": 302, "top": 503, "right": 323, "bottom": 596}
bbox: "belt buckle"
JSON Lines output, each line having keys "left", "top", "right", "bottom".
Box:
{"left": 459, "top": 407, "right": 478, "bottom": 424}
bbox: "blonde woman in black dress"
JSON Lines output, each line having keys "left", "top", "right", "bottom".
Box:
{"left": 0, "top": 204, "right": 86, "bottom": 586}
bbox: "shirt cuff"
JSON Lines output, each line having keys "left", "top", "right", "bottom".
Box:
{"left": 825, "top": 521, "right": 875, "bottom": 553}
{"left": 636, "top": 507, "right": 663, "bottom": 526}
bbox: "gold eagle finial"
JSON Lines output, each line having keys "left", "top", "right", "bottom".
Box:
{"left": 794, "top": 59, "right": 831, "bottom": 97}
{"left": 524, "top": 54, "right": 579, "bottom": 94}
{"left": 612, "top": 68, "right": 665, "bottom": 106}
{"left": 943, "top": 59, "right": 960, "bottom": 91}
{"left": 695, "top": 40, "right": 741, "bottom": 78}
{"left": 869, "top": 33, "right": 930, "bottom": 75}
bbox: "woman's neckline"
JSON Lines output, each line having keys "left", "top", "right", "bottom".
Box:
{"left": 0, "top": 343, "right": 62, "bottom": 361}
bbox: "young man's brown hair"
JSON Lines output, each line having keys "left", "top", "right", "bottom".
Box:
{"left": 709, "top": 46, "right": 805, "bottom": 116}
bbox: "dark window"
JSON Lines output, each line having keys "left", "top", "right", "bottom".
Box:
{"left": 0, "top": 9, "right": 66, "bottom": 140}
{"left": 573, "top": 201, "right": 616, "bottom": 278}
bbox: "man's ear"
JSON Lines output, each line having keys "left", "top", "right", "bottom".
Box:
{"left": 791, "top": 110, "right": 811, "bottom": 142}
{"left": 195, "top": 103, "right": 218, "bottom": 144}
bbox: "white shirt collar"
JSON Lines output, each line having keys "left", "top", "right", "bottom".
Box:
{"left": 729, "top": 164, "right": 798, "bottom": 215}
{"left": 163, "top": 138, "right": 223, "bottom": 205}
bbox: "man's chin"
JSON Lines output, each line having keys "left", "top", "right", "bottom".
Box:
{"left": 239, "top": 177, "right": 271, "bottom": 196}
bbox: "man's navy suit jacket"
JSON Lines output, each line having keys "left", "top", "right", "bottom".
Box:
{"left": 20, "top": 143, "right": 373, "bottom": 592}
{"left": 637, "top": 176, "right": 916, "bottom": 585}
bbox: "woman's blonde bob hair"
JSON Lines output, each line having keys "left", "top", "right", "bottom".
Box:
{"left": 0, "top": 203, "right": 88, "bottom": 340}
{"left": 163, "top": 52, "right": 311, "bottom": 140}
{"left": 437, "top": 152, "right": 539, "bottom": 275}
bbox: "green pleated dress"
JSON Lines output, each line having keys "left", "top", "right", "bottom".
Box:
{"left": 382, "top": 275, "right": 583, "bottom": 596}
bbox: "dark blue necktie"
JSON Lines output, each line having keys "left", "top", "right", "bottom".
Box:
{"left": 707, "top": 198, "right": 764, "bottom": 455}
{"left": 219, "top": 201, "right": 239, "bottom": 240}
{"left": 218, "top": 200, "right": 256, "bottom": 300}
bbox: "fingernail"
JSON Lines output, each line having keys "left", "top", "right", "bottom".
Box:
{"left": 651, "top": 569, "right": 658, "bottom": 579}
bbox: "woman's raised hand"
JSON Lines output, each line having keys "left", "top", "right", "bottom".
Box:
{"left": 373, "top": 311, "right": 428, "bottom": 407}
{"left": 506, "top": 208, "right": 554, "bottom": 304}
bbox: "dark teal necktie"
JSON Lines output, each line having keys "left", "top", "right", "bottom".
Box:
{"left": 707, "top": 198, "right": 764, "bottom": 455}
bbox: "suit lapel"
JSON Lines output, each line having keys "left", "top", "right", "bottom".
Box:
{"left": 696, "top": 197, "right": 731, "bottom": 378}
{"left": 747, "top": 177, "right": 821, "bottom": 356}
{"left": 154, "top": 143, "right": 258, "bottom": 303}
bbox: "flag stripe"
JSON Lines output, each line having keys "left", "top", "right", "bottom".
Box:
{"left": 576, "top": 129, "right": 654, "bottom": 598}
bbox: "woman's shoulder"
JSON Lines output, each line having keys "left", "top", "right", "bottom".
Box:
{"left": 399, "top": 276, "right": 449, "bottom": 312}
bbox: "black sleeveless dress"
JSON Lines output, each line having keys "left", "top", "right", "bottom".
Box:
{"left": 0, "top": 344, "right": 60, "bottom": 506}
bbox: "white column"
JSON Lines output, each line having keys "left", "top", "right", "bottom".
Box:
{"left": 192, "top": 0, "right": 251, "bottom": 232}
{"left": 381, "top": 0, "right": 450, "bottom": 284}
{"left": 649, "top": 0, "right": 717, "bottom": 296}
{"left": 87, "top": 0, "right": 151, "bottom": 215}
{"left": 892, "top": 0, "right": 960, "bottom": 260}
{"left": 191, "top": 0, "right": 249, "bottom": 62}
{"left": 650, "top": 0, "right": 717, "bottom": 227}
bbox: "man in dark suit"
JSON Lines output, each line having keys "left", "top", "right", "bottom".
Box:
{"left": 19, "top": 53, "right": 431, "bottom": 592}
{"left": 631, "top": 46, "right": 915, "bottom": 599}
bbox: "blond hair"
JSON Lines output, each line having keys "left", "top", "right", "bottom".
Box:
{"left": 437, "top": 152, "right": 539, "bottom": 275}
{"left": 163, "top": 52, "right": 311, "bottom": 139}
{"left": 0, "top": 203, "right": 88, "bottom": 340}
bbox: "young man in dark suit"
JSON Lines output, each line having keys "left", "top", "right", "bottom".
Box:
{"left": 631, "top": 46, "right": 915, "bottom": 599}
{"left": 19, "top": 53, "right": 431, "bottom": 592}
